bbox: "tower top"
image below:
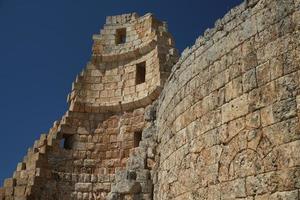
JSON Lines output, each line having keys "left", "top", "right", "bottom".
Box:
{"left": 105, "top": 12, "right": 140, "bottom": 25}
{"left": 68, "top": 13, "right": 178, "bottom": 113}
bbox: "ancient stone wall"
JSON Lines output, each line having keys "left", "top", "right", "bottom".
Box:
{"left": 0, "top": 13, "right": 178, "bottom": 200}
{"left": 69, "top": 13, "right": 176, "bottom": 112}
{"left": 1, "top": 109, "right": 148, "bottom": 199}
{"left": 155, "top": 0, "right": 300, "bottom": 199}
{"left": 1, "top": 0, "right": 300, "bottom": 199}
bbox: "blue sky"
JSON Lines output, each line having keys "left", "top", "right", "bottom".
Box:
{"left": 0, "top": 0, "right": 243, "bottom": 185}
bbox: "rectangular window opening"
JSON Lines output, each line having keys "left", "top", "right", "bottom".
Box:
{"left": 60, "top": 135, "right": 74, "bottom": 150}
{"left": 115, "top": 28, "right": 126, "bottom": 45}
{"left": 133, "top": 131, "right": 142, "bottom": 148}
{"left": 135, "top": 62, "right": 146, "bottom": 85}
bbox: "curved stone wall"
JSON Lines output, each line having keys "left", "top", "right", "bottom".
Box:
{"left": 68, "top": 13, "right": 178, "bottom": 112}
{"left": 155, "top": 0, "right": 300, "bottom": 199}
{"left": 1, "top": 1, "right": 300, "bottom": 199}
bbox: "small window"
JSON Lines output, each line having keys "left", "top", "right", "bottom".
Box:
{"left": 135, "top": 62, "right": 146, "bottom": 85}
{"left": 133, "top": 131, "right": 142, "bottom": 147}
{"left": 60, "top": 135, "right": 73, "bottom": 150}
{"left": 115, "top": 28, "right": 126, "bottom": 45}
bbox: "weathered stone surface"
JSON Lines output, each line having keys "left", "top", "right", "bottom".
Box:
{"left": 222, "top": 94, "right": 249, "bottom": 123}
{"left": 1, "top": 12, "right": 177, "bottom": 200}
{"left": 155, "top": 0, "right": 300, "bottom": 199}
{"left": 2, "top": 1, "right": 300, "bottom": 200}
{"left": 111, "top": 180, "right": 141, "bottom": 194}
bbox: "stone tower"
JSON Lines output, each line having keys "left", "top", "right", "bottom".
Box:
{"left": 2, "top": 0, "right": 300, "bottom": 199}
{"left": 0, "top": 13, "right": 178, "bottom": 200}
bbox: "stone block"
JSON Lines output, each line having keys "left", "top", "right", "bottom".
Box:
{"left": 225, "top": 76, "right": 243, "bottom": 102}
{"left": 245, "top": 110, "right": 260, "bottom": 128}
{"left": 272, "top": 98, "right": 297, "bottom": 123}
{"left": 283, "top": 49, "right": 300, "bottom": 75}
{"left": 248, "top": 81, "right": 276, "bottom": 111}
{"left": 222, "top": 94, "right": 249, "bottom": 123}
{"left": 111, "top": 180, "right": 141, "bottom": 194}
{"left": 82, "top": 192, "right": 89, "bottom": 200}
{"left": 221, "top": 178, "right": 246, "bottom": 199}
{"left": 136, "top": 169, "right": 150, "bottom": 181}
{"left": 84, "top": 159, "right": 95, "bottom": 167}
{"left": 16, "top": 178, "right": 28, "bottom": 186}
{"left": 93, "top": 183, "right": 106, "bottom": 192}
{"left": 75, "top": 183, "right": 92, "bottom": 192}
{"left": 91, "top": 175, "right": 97, "bottom": 183}
{"left": 260, "top": 105, "right": 275, "bottom": 127}
{"left": 77, "top": 127, "right": 89, "bottom": 135}
{"left": 207, "top": 184, "right": 220, "bottom": 200}
{"left": 243, "top": 68, "right": 257, "bottom": 92}
{"left": 275, "top": 72, "right": 299, "bottom": 101}
{"left": 3, "top": 179, "right": 15, "bottom": 188}
{"left": 256, "top": 61, "right": 271, "bottom": 86}
{"left": 246, "top": 171, "right": 275, "bottom": 196}
{"left": 276, "top": 140, "right": 300, "bottom": 168}
{"left": 4, "top": 187, "right": 13, "bottom": 196}
{"left": 140, "top": 180, "right": 153, "bottom": 193}
{"left": 226, "top": 117, "right": 246, "bottom": 142}
{"left": 270, "top": 190, "right": 299, "bottom": 199}
{"left": 270, "top": 57, "right": 283, "bottom": 80}
{"left": 243, "top": 51, "right": 258, "bottom": 71}
{"left": 14, "top": 186, "right": 26, "bottom": 197}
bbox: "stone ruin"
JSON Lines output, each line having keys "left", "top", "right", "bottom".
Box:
{"left": 1, "top": 0, "right": 300, "bottom": 199}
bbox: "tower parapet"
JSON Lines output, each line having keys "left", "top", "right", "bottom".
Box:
{"left": 68, "top": 13, "right": 178, "bottom": 112}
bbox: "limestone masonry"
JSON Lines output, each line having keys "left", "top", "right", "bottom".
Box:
{"left": 1, "top": 0, "right": 300, "bottom": 199}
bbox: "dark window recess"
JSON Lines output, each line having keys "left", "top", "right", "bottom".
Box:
{"left": 134, "top": 131, "right": 142, "bottom": 147}
{"left": 135, "top": 62, "right": 146, "bottom": 85}
{"left": 60, "top": 135, "right": 74, "bottom": 150}
{"left": 115, "top": 28, "right": 126, "bottom": 44}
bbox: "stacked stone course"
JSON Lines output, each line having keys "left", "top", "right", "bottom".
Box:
{"left": 68, "top": 13, "right": 175, "bottom": 112}
{"left": 0, "top": 13, "right": 178, "bottom": 200}
{"left": 2, "top": 0, "right": 300, "bottom": 199}
{"left": 156, "top": 0, "right": 300, "bottom": 199}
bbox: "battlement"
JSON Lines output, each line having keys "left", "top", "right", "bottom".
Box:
{"left": 105, "top": 13, "right": 140, "bottom": 25}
